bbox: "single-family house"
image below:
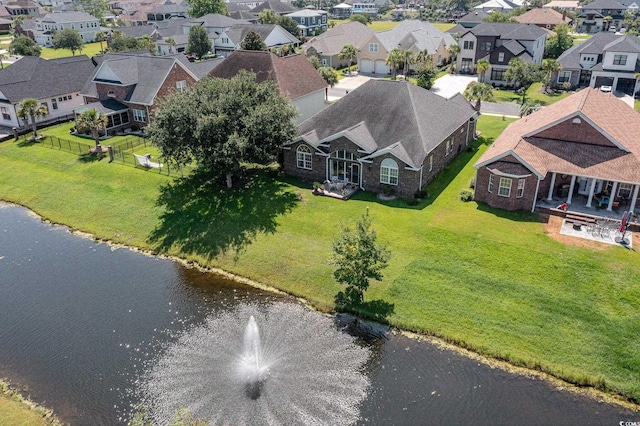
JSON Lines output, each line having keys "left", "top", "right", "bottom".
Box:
{"left": 514, "top": 8, "right": 569, "bottom": 30}
{"left": 282, "top": 80, "right": 478, "bottom": 198}
{"left": 575, "top": 0, "right": 626, "bottom": 33}
{"left": 0, "top": 55, "right": 95, "bottom": 128}
{"left": 207, "top": 50, "right": 327, "bottom": 123}
{"left": 457, "top": 10, "right": 491, "bottom": 28}
{"left": 146, "top": 0, "right": 188, "bottom": 22}
{"left": 358, "top": 20, "right": 456, "bottom": 75}
{"left": 227, "top": 0, "right": 263, "bottom": 10}
{"left": 80, "top": 53, "right": 199, "bottom": 131}
{"left": 250, "top": 0, "right": 299, "bottom": 16}
{"left": 4, "top": 0, "right": 42, "bottom": 17}
{"left": 331, "top": 3, "right": 353, "bottom": 18}
{"left": 183, "top": 13, "right": 250, "bottom": 36}
{"left": 302, "top": 21, "right": 374, "bottom": 68}
{"left": 214, "top": 23, "right": 299, "bottom": 56}
{"left": 284, "top": 9, "right": 328, "bottom": 36}
{"left": 473, "top": 0, "right": 523, "bottom": 13}
{"left": 553, "top": 32, "right": 640, "bottom": 95}
{"left": 474, "top": 88, "right": 640, "bottom": 214}
{"left": 34, "top": 12, "right": 101, "bottom": 46}
{"left": 543, "top": 0, "right": 581, "bottom": 12}
{"left": 456, "top": 23, "right": 547, "bottom": 83}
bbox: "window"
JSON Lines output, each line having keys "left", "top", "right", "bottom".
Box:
{"left": 613, "top": 54, "right": 627, "bottom": 65}
{"left": 133, "top": 109, "right": 146, "bottom": 122}
{"left": 1, "top": 106, "right": 10, "bottom": 120}
{"left": 322, "top": 58, "right": 327, "bottom": 65}
{"left": 176, "top": 80, "right": 187, "bottom": 92}
{"left": 446, "top": 139, "right": 452, "bottom": 155}
{"left": 480, "top": 41, "right": 491, "bottom": 51}
{"left": 618, "top": 183, "right": 633, "bottom": 198}
{"left": 463, "top": 40, "right": 474, "bottom": 50}
{"left": 296, "top": 145, "right": 312, "bottom": 169}
{"left": 498, "top": 177, "right": 512, "bottom": 197}
{"left": 488, "top": 174, "right": 494, "bottom": 193}
{"left": 498, "top": 52, "right": 504, "bottom": 62}
{"left": 58, "top": 97, "right": 63, "bottom": 102}
{"left": 336, "top": 150, "right": 354, "bottom": 160}
{"left": 222, "top": 37, "right": 229, "bottom": 44}
{"left": 516, "top": 179, "right": 525, "bottom": 198}
{"left": 429, "top": 155, "right": 433, "bottom": 172}
{"left": 369, "top": 43, "right": 378, "bottom": 52}
{"left": 557, "top": 71, "right": 571, "bottom": 84}
{"left": 51, "top": 98, "right": 58, "bottom": 110}
{"left": 491, "top": 68, "right": 505, "bottom": 81}
{"left": 380, "top": 158, "right": 398, "bottom": 185}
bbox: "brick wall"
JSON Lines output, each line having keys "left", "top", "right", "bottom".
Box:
{"left": 282, "top": 141, "right": 326, "bottom": 183}
{"left": 154, "top": 64, "right": 197, "bottom": 107}
{"left": 474, "top": 165, "right": 539, "bottom": 211}
{"left": 95, "top": 83, "right": 133, "bottom": 102}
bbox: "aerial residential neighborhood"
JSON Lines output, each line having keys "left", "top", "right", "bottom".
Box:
{"left": 1, "top": 0, "right": 640, "bottom": 424}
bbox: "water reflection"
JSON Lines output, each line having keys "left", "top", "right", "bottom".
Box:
{"left": 0, "top": 204, "right": 637, "bottom": 425}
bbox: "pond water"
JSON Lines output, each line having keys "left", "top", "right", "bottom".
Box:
{"left": 0, "top": 203, "right": 637, "bottom": 425}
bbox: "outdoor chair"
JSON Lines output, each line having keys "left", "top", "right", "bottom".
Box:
{"left": 134, "top": 154, "right": 163, "bottom": 169}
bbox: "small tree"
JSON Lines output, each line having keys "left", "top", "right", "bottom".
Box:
{"left": 331, "top": 214, "right": 391, "bottom": 306}
{"left": 77, "top": 109, "right": 108, "bottom": 148}
{"left": 448, "top": 43, "right": 460, "bottom": 62}
{"left": 165, "top": 37, "right": 177, "bottom": 54}
{"left": 240, "top": 30, "right": 267, "bottom": 51}
{"left": 187, "top": 0, "right": 228, "bottom": 18}
{"left": 541, "top": 58, "right": 562, "bottom": 92}
{"left": 17, "top": 98, "right": 48, "bottom": 139}
{"left": 279, "top": 16, "right": 301, "bottom": 38}
{"left": 544, "top": 23, "right": 573, "bottom": 59}
{"left": 504, "top": 57, "right": 545, "bottom": 104}
{"left": 402, "top": 49, "right": 415, "bottom": 77}
{"left": 307, "top": 55, "right": 321, "bottom": 69}
{"left": 475, "top": 58, "right": 490, "bottom": 83}
{"left": 463, "top": 81, "right": 494, "bottom": 111}
{"left": 95, "top": 31, "right": 106, "bottom": 53}
{"left": 9, "top": 35, "right": 41, "bottom": 57}
{"left": 414, "top": 60, "right": 438, "bottom": 89}
{"left": 52, "top": 28, "right": 83, "bottom": 55}
{"left": 386, "top": 48, "right": 404, "bottom": 80}
{"left": 350, "top": 13, "right": 370, "bottom": 25}
{"left": 338, "top": 44, "right": 357, "bottom": 75}
{"left": 318, "top": 66, "right": 338, "bottom": 87}
{"left": 186, "top": 25, "right": 212, "bottom": 59}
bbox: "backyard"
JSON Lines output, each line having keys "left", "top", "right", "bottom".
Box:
{"left": 0, "top": 115, "right": 639, "bottom": 407}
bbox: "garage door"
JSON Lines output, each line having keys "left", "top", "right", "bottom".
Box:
{"left": 359, "top": 59, "right": 374, "bottom": 74}
{"left": 616, "top": 78, "right": 636, "bottom": 95}
{"left": 374, "top": 60, "right": 390, "bottom": 75}
{"left": 594, "top": 76, "right": 614, "bottom": 88}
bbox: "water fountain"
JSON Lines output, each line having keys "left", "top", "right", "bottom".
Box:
{"left": 137, "top": 302, "right": 371, "bottom": 425}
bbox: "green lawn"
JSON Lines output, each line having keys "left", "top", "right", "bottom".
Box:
{"left": 492, "top": 82, "right": 572, "bottom": 106}
{"left": 329, "top": 20, "right": 453, "bottom": 33}
{"left": 41, "top": 41, "right": 103, "bottom": 59}
{"left": 40, "top": 122, "right": 148, "bottom": 151}
{"left": 1, "top": 116, "right": 640, "bottom": 404}
{"left": 0, "top": 380, "right": 60, "bottom": 426}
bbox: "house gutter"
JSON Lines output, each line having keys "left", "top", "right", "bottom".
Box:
{"left": 531, "top": 177, "right": 541, "bottom": 213}
{"left": 419, "top": 165, "right": 423, "bottom": 190}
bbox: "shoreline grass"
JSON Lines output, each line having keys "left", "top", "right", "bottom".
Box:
{"left": 1, "top": 116, "right": 640, "bottom": 407}
{"left": 0, "top": 379, "right": 62, "bottom": 425}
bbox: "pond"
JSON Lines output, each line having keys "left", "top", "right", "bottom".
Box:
{"left": 0, "top": 203, "right": 637, "bottom": 425}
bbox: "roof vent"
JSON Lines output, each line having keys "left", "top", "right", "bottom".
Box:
{"left": 572, "top": 117, "right": 581, "bottom": 124}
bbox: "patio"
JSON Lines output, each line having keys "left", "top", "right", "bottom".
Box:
{"left": 536, "top": 194, "right": 635, "bottom": 220}
{"left": 313, "top": 180, "right": 359, "bottom": 200}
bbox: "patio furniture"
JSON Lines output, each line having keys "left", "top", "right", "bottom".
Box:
{"left": 597, "top": 195, "right": 610, "bottom": 208}
{"left": 134, "top": 153, "right": 163, "bottom": 169}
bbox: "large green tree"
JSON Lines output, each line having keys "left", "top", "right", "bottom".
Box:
{"left": 187, "top": 0, "right": 228, "bottom": 18}
{"left": 17, "top": 98, "right": 48, "bottom": 139}
{"left": 331, "top": 214, "right": 391, "bottom": 306}
{"left": 147, "top": 71, "right": 297, "bottom": 187}
{"left": 9, "top": 35, "right": 41, "bottom": 56}
{"left": 544, "top": 23, "right": 574, "bottom": 59}
{"left": 240, "top": 30, "right": 267, "bottom": 51}
{"left": 338, "top": 44, "right": 357, "bottom": 75}
{"left": 186, "top": 25, "right": 212, "bottom": 59}
{"left": 279, "top": 16, "right": 301, "bottom": 38}
{"left": 73, "top": 0, "right": 108, "bottom": 20}
{"left": 349, "top": 13, "right": 370, "bottom": 25}
{"left": 504, "top": 57, "right": 545, "bottom": 104}
{"left": 52, "top": 28, "right": 83, "bottom": 55}
{"left": 463, "top": 81, "right": 494, "bottom": 111}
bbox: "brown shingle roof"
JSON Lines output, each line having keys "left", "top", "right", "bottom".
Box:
{"left": 207, "top": 50, "right": 327, "bottom": 100}
{"left": 514, "top": 8, "right": 567, "bottom": 25}
{"left": 476, "top": 88, "right": 640, "bottom": 182}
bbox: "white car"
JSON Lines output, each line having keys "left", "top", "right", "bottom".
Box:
{"left": 600, "top": 85, "right": 613, "bottom": 93}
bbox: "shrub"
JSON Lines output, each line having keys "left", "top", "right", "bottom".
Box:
{"left": 406, "top": 198, "right": 419, "bottom": 206}
{"left": 313, "top": 181, "right": 322, "bottom": 190}
{"left": 459, "top": 189, "right": 474, "bottom": 202}
{"left": 414, "top": 189, "right": 428, "bottom": 199}
{"left": 380, "top": 184, "right": 394, "bottom": 196}
{"left": 469, "top": 178, "right": 475, "bottom": 189}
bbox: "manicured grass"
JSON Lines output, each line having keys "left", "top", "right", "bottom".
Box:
{"left": 1, "top": 116, "right": 640, "bottom": 404}
{"left": 492, "top": 82, "right": 572, "bottom": 106}
{"left": 329, "top": 20, "right": 453, "bottom": 32}
{"left": 0, "top": 380, "right": 60, "bottom": 425}
{"left": 41, "top": 42, "right": 103, "bottom": 59}
{"left": 40, "top": 122, "right": 149, "bottom": 151}
{"left": 635, "top": 100, "right": 640, "bottom": 113}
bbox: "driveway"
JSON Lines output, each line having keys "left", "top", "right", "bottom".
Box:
{"left": 327, "top": 74, "right": 375, "bottom": 101}
{"left": 430, "top": 74, "right": 478, "bottom": 99}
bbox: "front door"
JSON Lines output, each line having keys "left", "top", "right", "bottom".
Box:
{"left": 330, "top": 160, "right": 359, "bottom": 183}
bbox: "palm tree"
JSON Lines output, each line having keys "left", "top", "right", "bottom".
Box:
{"left": 95, "top": 31, "right": 106, "bottom": 53}
{"left": 386, "top": 48, "right": 404, "bottom": 80}
{"left": 463, "top": 82, "right": 494, "bottom": 112}
{"left": 415, "top": 49, "right": 432, "bottom": 65}
{"left": 448, "top": 44, "right": 460, "bottom": 62}
{"left": 338, "top": 44, "right": 358, "bottom": 75}
{"left": 402, "top": 49, "right": 415, "bottom": 78}
{"left": 17, "top": 98, "right": 48, "bottom": 140}
{"left": 77, "top": 109, "right": 108, "bottom": 149}
{"left": 475, "top": 58, "right": 490, "bottom": 83}
{"left": 542, "top": 58, "right": 562, "bottom": 92}
{"left": 165, "top": 37, "right": 176, "bottom": 54}
{"left": 318, "top": 66, "right": 338, "bottom": 100}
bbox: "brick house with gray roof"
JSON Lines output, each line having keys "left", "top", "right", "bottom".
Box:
{"left": 80, "top": 52, "right": 199, "bottom": 132}
{"left": 282, "top": 80, "right": 478, "bottom": 198}
{"left": 0, "top": 55, "right": 95, "bottom": 129}
{"left": 553, "top": 32, "right": 640, "bottom": 95}
{"left": 474, "top": 88, "right": 640, "bottom": 213}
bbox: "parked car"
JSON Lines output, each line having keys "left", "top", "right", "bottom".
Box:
{"left": 600, "top": 85, "right": 612, "bottom": 93}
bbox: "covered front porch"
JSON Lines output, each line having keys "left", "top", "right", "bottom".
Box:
{"left": 537, "top": 171, "right": 640, "bottom": 219}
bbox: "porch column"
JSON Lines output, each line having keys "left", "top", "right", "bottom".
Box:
{"left": 613, "top": 76, "right": 619, "bottom": 92}
{"left": 607, "top": 181, "right": 618, "bottom": 211}
{"left": 631, "top": 184, "right": 640, "bottom": 213}
{"left": 586, "top": 178, "right": 598, "bottom": 208}
{"left": 547, "top": 172, "right": 557, "bottom": 200}
{"left": 567, "top": 175, "right": 577, "bottom": 204}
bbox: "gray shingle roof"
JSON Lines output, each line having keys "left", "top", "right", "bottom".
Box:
{"left": 302, "top": 21, "right": 374, "bottom": 56}
{"left": 0, "top": 55, "right": 95, "bottom": 104}
{"left": 581, "top": 0, "right": 625, "bottom": 9}
{"left": 296, "top": 80, "right": 477, "bottom": 168}
{"left": 113, "top": 25, "right": 156, "bottom": 38}
{"left": 188, "top": 13, "right": 246, "bottom": 28}
{"left": 558, "top": 32, "right": 640, "bottom": 70}
{"left": 465, "top": 22, "right": 548, "bottom": 40}
{"left": 147, "top": 2, "right": 187, "bottom": 14}
{"left": 458, "top": 10, "right": 490, "bottom": 22}
{"left": 40, "top": 11, "right": 98, "bottom": 23}
{"left": 250, "top": 0, "right": 298, "bottom": 14}
{"left": 226, "top": 23, "right": 299, "bottom": 46}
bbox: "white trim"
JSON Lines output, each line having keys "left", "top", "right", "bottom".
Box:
{"left": 489, "top": 170, "right": 532, "bottom": 179}
{"left": 475, "top": 150, "right": 543, "bottom": 178}
{"left": 531, "top": 178, "right": 541, "bottom": 212}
